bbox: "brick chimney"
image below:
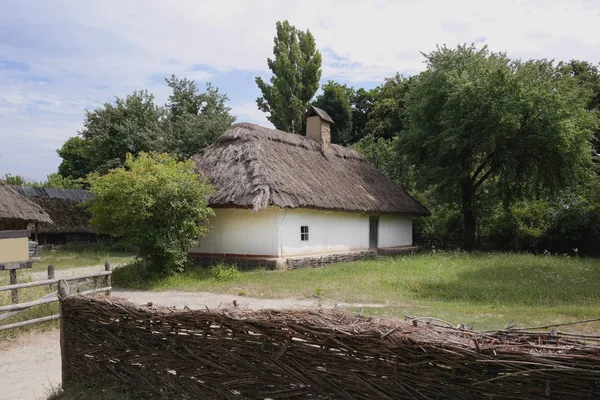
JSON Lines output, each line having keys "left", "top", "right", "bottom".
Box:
{"left": 305, "top": 106, "right": 334, "bottom": 151}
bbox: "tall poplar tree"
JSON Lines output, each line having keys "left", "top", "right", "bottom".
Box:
{"left": 256, "top": 20, "right": 322, "bottom": 133}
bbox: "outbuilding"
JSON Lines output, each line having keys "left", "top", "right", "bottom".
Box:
{"left": 190, "top": 107, "right": 429, "bottom": 268}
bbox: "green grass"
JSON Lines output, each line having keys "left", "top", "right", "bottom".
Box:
{"left": 34, "top": 243, "right": 136, "bottom": 272}
{"left": 114, "top": 251, "right": 600, "bottom": 332}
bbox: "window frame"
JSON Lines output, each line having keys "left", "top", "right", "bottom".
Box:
{"left": 300, "top": 225, "right": 309, "bottom": 241}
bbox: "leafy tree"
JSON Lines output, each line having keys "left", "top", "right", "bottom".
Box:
{"left": 365, "top": 74, "right": 412, "bottom": 140}
{"left": 401, "top": 45, "right": 597, "bottom": 250}
{"left": 57, "top": 78, "right": 234, "bottom": 179}
{"left": 559, "top": 60, "right": 600, "bottom": 161}
{"left": 87, "top": 152, "right": 214, "bottom": 274}
{"left": 2, "top": 173, "right": 26, "bottom": 185}
{"left": 44, "top": 173, "right": 83, "bottom": 189}
{"left": 350, "top": 88, "right": 376, "bottom": 144}
{"left": 256, "top": 20, "right": 322, "bottom": 133}
{"left": 57, "top": 91, "right": 164, "bottom": 178}
{"left": 163, "top": 76, "right": 236, "bottom": 159}
{"left": 312, "top": 81, "right": 354, "bottom": 144}
{"left": 57, "top": 137, "right": 89, "bottom": 180}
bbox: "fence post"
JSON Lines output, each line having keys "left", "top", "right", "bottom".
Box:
{"left": 47, "top": 265, "right": 55, "bottom": 290}
{"left": 58, "top": 280, "right": 71, "bottom": 391}
{"left": 105, "top": 260, "right": 111, "bottom": 296}
{"left": 9, "top": 269, "right": 17, "bottom": 304}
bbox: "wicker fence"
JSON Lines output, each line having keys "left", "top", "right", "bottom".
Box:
{"left": 60, "top": 296, "right": 600, "bottom": 399}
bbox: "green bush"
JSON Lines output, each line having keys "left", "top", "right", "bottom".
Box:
{"left": 87, "top": 152, "right": 214, "bottom": 275}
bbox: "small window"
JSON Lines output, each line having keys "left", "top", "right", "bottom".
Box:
{"left": 300, "top": 226, "right": 309, "bottom": 241}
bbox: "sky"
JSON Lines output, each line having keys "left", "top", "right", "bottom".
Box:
{"left": 1, "top": 0, "right": 599, "bottom": 181}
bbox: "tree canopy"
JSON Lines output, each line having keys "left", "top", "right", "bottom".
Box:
{"left": 163, "top": 76, "right": 235, "bottom": 159}
{"left": 400, "top": 45, "right": 597, "bottom": 249}
{"left": 256, "top": 20, "right": 322, "bottom": 133}
{"left": 87, "top": 152, "right": 214, "bottom": 274}
{"left": 312, "top": 81, "right": 354, "bottom": 145}
{"left": 57, "top": 77, "right": 235, "bottom": 180}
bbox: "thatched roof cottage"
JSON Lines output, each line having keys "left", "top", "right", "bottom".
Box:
{"left": 10, "top": 186, "right": 94, "bottom": 244}
{"left": 0, "top": 181, "right": 52, "bottom": 265}
{"left": 190, "top": 107, "right": 429, "bottom": 268}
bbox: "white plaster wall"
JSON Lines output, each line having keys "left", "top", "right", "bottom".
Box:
{"left": 189, "top": 208, "right": 281, "bottom": 256}
{"left": 378, "top": 215, "right": 413, "bottom": 247}
{"left": 278, "top": 209, "right": 370, "bottom": 256}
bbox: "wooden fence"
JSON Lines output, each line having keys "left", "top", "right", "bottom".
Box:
{"left": 57, "top": 297, "right": 600, "bottom": 399}
{"left": 0, "top": 262, "right": 112, "bottom": 331}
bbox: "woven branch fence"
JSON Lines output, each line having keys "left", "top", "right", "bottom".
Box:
{"left": 60, "top": 296, "right": 600, "bottom": 399}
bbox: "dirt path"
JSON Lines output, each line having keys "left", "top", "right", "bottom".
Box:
{"left": 0, "top": 288, "right": 384, "bottom": 400}
{"left": 24, "top": 264, "right": 122, "bottom": 282}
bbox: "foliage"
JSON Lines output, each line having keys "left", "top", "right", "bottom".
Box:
{"left": 57, "top": 78, "right": 234, "bottom": 179}
{"left": 56, "top": 136, "right": 89, "bottom": 180}
{"left": 365, "top": 74, "right": 412, "bottom": 140}
{"left": 401, "top": 44, "right": 597, "bottom": 249}
{"left": 2, "top": 172, "right": 82, "bottom": 188}
{"left": 2, "top": 173, "right": 26, "bottom": 185}
{"left": 312, "top": 81, "right": 354, "bottom": 145}
{"left": 163, "top": 76, "right": 236, "bottom": 159}
{"left": 86, "top": 152, "right": 214, "bottom": 275}
{"left": 58, "top": 91, "right": 164, "bottom": 179}
{"left": 256, "top": 20, "right": 322, "bottom": 133}
{"left": 210, "top": 263, "right": 240, "bottom": 281}
{"left": 349, "top": 88, "right": 376, "bottom": 144}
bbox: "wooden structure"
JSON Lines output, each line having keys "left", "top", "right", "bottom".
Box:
{"left": 9, "top": 186, "right": 95, "bottom": 244}
{"left": 0, "top": 263, "right": 112, "bottom": 331}
{"left": 0, "top": 181, "right": 53, "bottom": 295}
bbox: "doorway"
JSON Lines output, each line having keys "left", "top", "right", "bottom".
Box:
{"left": 369, "top": 216, "right": 379, "bottom": 252}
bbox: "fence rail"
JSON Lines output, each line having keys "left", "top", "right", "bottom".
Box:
{"left": 0, "top": 261, "right": 112, "bottom": 331}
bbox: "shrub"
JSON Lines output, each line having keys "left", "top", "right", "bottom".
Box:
{"left": 210, "top": 263, "right": 240, "bottom": 281}
{"left": 87, "top": 152, "right": 214, "bottom": 275}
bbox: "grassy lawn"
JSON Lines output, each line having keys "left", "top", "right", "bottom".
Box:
{"left": 114, "top": 251, "right": 600, "bottom": 332}
{"left": 34, "top": 244, "right": 136, "bottom": 272}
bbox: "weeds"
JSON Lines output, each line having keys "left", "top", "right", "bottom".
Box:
{"left": 210, "top": 263, "right": 240, "bottom": 282}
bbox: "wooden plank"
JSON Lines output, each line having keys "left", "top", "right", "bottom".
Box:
{"left": 48, "top": 265, "right": 55, "bottom": 290}
{"left": 0, "top": 291, "right": 57, "bottom": 321}
{"left": 76, "top": 287, "right": 112, "bottom": 297}
{"left": 0, "top": 314, "right": 59, "bottom": 331}
{"left": 0, "top": 271, "right": 111, "bottom": 293}
{"left": 0, "top": 296, "right": 57, "bottom": 313}
{"left": 105, "top": 260, "right": 112, "bottom": 296}
{"left": 9, "top": 269, "right": 17, "bottom": 304}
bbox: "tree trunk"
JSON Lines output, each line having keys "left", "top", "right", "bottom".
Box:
{"left": 462, "top": 182, "right": 477, "bottom": 250}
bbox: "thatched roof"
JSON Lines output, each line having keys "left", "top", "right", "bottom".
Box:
{"left": 0, "top": 181, "right": 53, "bottom": 224}
{"left": 192, "top": 123, "right": 429, "bottom": 215}
{"left": 10, "top": 186, "right": 92, "bottom": 233}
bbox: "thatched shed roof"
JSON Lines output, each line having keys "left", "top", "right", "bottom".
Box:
{"left": 192, "top": 123, "right": 429, "bottom": 215}
{"left": 0, "top": 181, "right": 53, "bottom": 224}
{"left": 10, "top": 186, "right": 92, "bottom": 233}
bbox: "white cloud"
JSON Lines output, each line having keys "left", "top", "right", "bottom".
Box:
{"left": 231, "top": 102, "right": 273, "bottom": 127}
{"left": 1, "top": 0, "right": 599, "bottom": 179}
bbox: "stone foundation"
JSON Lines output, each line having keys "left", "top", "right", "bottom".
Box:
{"left": 190, "top": 255, "right": 279, "bottom": 270}
{"left": 285, "top": 251, "right": 375, "bottom": 269}
{"left": 189, "top": 247, "right": 419, "bottom": 270}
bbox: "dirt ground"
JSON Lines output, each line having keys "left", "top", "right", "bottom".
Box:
{"left": 0, "top": 266, "right": 383, "bottom": 400}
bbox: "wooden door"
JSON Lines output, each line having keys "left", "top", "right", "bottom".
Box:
{"left": 369, "top": 216, "right": 379, "bottom": 252}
